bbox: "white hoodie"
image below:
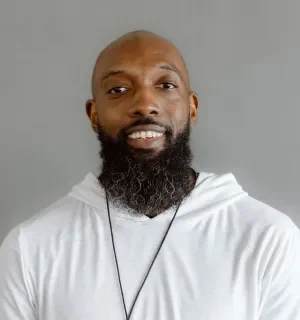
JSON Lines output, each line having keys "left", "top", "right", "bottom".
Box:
{"left": 0, "top": 172, "right": 300, "bottom": 320}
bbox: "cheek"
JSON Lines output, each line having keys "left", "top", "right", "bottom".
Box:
{"left": 96, "top": 108, "right": 125, "bottom": 138}
{"left": 165, "top": 97, "right": 190, "bottom": 132}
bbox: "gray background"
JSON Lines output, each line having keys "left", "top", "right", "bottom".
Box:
{"left": 0, "top": 0, "right": 299, "bottom": 242}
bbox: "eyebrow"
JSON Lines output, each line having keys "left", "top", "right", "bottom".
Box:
{"left": 99, "top": 64, "right": 183, "bottom": 84}
{"left": 100, "top": 69, "right": 125, "bottom": 84}
{"left": 158, "top": 65, "right": 183, "bottom": 81}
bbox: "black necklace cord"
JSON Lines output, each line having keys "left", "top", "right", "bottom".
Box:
{"left": 106, "top": 193, "right": 182, "bottom": 320}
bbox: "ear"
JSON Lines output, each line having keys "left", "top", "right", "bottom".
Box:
{"left": 189, "top": 91, "right": 199, "bottom": 126}
{"left": 85, "top": 99, "right": 99, "bottom": 133}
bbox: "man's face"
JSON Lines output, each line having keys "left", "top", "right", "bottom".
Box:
{"left": 85, "top": 34, "right": 199, "bottom": 216}
{"left": 87, "top": 35, "right": 198, "bottom": 157}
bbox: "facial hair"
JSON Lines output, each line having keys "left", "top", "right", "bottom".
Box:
{"left": 97, "top": 117, "right": 194, "bottom": 217}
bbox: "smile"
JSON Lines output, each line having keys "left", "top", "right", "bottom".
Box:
{"left": 128, "top": 131, "right": 164, "bottom": 139}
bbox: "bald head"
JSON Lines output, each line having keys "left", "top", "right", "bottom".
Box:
{"left": 91, "top": 30, "right": 190, "bottom": 99}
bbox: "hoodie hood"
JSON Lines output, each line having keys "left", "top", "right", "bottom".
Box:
{"left": 68, "top": 172, "right": 248, "bottom": 219}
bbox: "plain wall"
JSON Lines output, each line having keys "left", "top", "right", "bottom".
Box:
{"left": 1, "top": 0, "right": 300, "bottom": 242}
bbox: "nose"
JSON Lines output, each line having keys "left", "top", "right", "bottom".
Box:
{"left": 128, "top": 88, "right": 161, "bottom": 118}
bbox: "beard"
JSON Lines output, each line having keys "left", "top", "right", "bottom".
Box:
{"left": 97, "top": 117, "right": 194, "bottom": 217}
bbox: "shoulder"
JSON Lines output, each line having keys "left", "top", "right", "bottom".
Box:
{"left": 235, "top": 195, "right": 298, "bottom": 234}
{"left": 1, "top": 194, "right": 99, "bottom": 255}
{"left": 19, "top": 195, "right": 84, "bottom": 238}
{"left": 233, "top": 195, "right": 300, "bottom": 276}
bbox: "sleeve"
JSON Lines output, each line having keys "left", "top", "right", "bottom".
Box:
{"left": 0, "top": 226, "right": 37, "bottom": 319}
{"left": 258, "top": 224, "right": 300, "bottom": 320}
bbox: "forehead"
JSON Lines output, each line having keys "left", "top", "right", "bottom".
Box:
{"left": 94, "top": 37, "right": 189, "bottom": 85}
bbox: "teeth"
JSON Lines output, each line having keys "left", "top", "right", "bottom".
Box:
{"left": 129, "top": 131, "right": 163, "bottom": 139}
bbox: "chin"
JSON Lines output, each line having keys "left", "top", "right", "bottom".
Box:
{"left": 128, "top": 147, "right": 163, "bottom": 160}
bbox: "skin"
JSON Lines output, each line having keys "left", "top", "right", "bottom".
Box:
{"left": 86, "top": 30, "right": 199, "bottom": 155}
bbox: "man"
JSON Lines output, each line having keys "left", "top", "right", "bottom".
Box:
{"left": 0, "top": 30, "right": 300, "bottom": 320}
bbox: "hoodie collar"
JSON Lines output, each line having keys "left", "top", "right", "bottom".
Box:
{"left": 68, "top": 172, "right": 248, "bottom": 221}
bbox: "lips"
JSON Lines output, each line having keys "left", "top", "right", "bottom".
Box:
{"left": 128, "top": 131, "right": 164, "bottom": 139}
{"left": 126, "top": 125, "right": 166, "bottom": 149}
{"left": 126, "top": 124, "right": 165, "bottom": 136}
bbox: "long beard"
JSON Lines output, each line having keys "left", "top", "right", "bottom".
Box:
{"left": 97, "top": 118, "right": 194, "bottom": 217}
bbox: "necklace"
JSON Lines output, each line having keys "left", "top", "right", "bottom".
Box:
{"left": 106, "top": 193, "right": 182, "bottom": 320}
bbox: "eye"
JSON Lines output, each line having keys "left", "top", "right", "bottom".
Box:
{"left": 107, "top": 87, "right": 128, "bottom": 94}
{"left": 157, "top": 82, "right": 177, "bottom": 90}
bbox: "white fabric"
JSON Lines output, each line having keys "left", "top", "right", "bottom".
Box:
{"left": 1, "top": 172, "right": 300, "bottom": 320}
